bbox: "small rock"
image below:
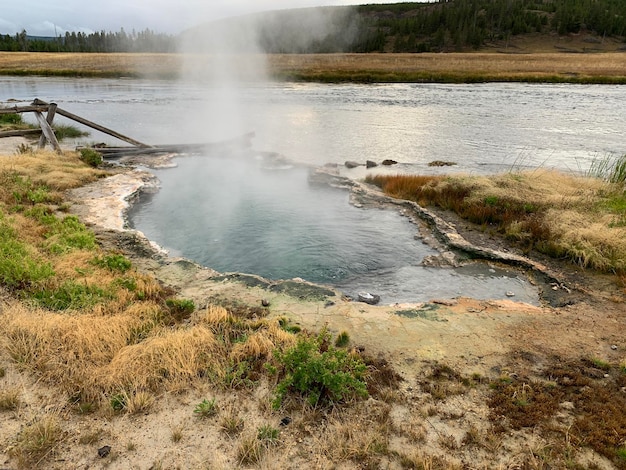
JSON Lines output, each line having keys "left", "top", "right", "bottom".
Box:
{"left": 604, "top": 374, "right": 610, "bottom": 378}
{"left": 611, "top": 345, "right": 618, "bottom": 350}
{"left": 506, "top": 291, "right": 515, "bottom": 297}
{"left": 366, "top": 160, "right": 378, "bottom": 168}
{"left": 280, "top": 417, "right": 292, "bottom": 426}
{"left": 98, "top": 445, "right": 111, "bottom": 458}
{"left": 261, "top": 299, "right": 270, "bottom": 307}
{"left": 382, "top": 159, "right": 398, "bottom": 166}
{"left": 357, "top": 292, "right": 380, "bottom": 305}
{"left": 344, "top": 161, "right": 360, "bottom": 169}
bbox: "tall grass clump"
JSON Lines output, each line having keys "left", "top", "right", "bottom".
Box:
{"left": 7, "top": 414, "right": 64, "bottom": 468}
{"left": 588, "top": 154, "right": 626, "bottom": 185}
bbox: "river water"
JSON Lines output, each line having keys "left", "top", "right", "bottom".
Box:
{"left": 3, "top": 77, "right": 625, "bottom": 304}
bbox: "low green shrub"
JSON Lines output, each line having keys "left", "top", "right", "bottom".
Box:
{"left": 79, "top": 148, "right": 103, "bottom": 168}
{"left": 194, "top": 398, "right": 218, "bottom": 418}
{"left": 272, "top": 329, "right": 368, "bottom": 409}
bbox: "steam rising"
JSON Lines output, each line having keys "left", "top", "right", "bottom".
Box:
{"left": 175, "top": 6, "right": 358, "bottom": 143}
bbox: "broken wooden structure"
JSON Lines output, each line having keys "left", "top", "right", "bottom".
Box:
{"left": 0, "top": 98, "right": 253, "bottom": 158}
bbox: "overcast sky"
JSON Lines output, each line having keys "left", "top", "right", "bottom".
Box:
{"left": 0, "top": 0, "right": 403, "bottom": 36}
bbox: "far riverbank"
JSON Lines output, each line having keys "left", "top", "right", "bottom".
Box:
{"left": 1, "top": 52, "right": 626, "bottom": 83}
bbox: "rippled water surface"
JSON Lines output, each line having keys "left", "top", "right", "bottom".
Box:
{"left": 4, "top": 77, "right": 624, "bottom": 304}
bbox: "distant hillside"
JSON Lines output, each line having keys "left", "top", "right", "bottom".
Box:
{"left": 3, "top": 0, "right": 626, "bottom": 54}
{"left": 182, "top": 0, "right": 626, "bottom": 53}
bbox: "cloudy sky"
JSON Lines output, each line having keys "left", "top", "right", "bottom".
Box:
{"left": 0, "top": 0, "right": 399, "bottom": 36}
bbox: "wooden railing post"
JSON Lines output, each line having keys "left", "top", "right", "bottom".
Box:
{"left": 34, "top": 110, "right": 62, "bottom": 154}
{"left": 38, "top": 103, "right": 58, "bottom": 149}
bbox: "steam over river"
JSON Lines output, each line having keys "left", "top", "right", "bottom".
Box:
{"left": 3, "top": 77, "right": 625, "bottom": 304}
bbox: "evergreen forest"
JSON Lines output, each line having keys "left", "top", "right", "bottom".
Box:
{"left": 1, "top": 0, "right": 625, "bottom": 53}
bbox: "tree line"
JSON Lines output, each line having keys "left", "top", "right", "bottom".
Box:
{"left": 0, "top": 28, "right": 176, "bottom": 53}
{"left": 1, "top": 0, "right": 625, "bottom": 54}
{"left": 355, "top": 0, "right": 626, "bottom": 52}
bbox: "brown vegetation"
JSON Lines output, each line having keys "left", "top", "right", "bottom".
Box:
{"left": 1, "top": 51, "right": 626, "bottom": 83}
{"left": 366, "top": 169, "right": 626, "bottom": 273}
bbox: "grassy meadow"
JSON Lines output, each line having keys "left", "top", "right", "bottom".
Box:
{"left": 1, "top": 51, "right": 626, "bottom": 83}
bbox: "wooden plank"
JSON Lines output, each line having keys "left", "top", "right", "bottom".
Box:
{"left": 0, "top": 129, "right": 42, "bottom": 138}
{"left": 84, "top": 133, "right": 255, "bottom": 158}
{"left": 32, "top": 99, "right": 152, "bottom": 148}
{"left": 34, "top": 111, "right": 62, "bottom": 153}
{"left": 38, "top": 103, "right": 57, "bottom": 148}
{"left": 0, "top": 105, "right": 48, "bottom": 114}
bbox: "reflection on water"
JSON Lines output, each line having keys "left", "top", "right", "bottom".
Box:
{"left": 129, "top": 153, "right": 539, "bottom": 305}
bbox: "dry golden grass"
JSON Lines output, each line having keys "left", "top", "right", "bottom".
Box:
{"left": 0, "top": 386, "right": 21, "bottom": 411}
{"left": 102, "top": 326, "right": 219, "bottom": 392}
{"left": 0, "top": 150, "right": 106, "bottom": 195}
{"left": 368, "top": 169, "right": 626, "bottom": 272}
{"left": 268, "top": 52, "right": 626, "bottom": 80}
{"left": 1, "top": 51, "right": 626, "bottom": 82}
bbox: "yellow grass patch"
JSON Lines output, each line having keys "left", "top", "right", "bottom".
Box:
{"left": 0, "top": 150, "right": 106, "bottom": 193}
{"left": 102, "top": 326, "right": 219, "bottom": 392}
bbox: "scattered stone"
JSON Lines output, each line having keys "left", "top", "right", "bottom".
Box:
{"left": 366, "top": 160, "right": 378, "bottom": 168}
{"left": 382, "top": 159, "right": 398, "bottom": 166}
{"left": 344, "top": 161, "right": 360, "bottom": 169}
{"left": 98, "top": 446, "right": 111, "bottom": 458}
{"left": 611, "top": 345, "right": 618, "bottom": 350}
{"left": 280, "top": 417, "right": 292, "bottom": 426}
{"left": 428, "top": 160, "right": 457, "bottom": 167}
{"left": 261, "top": 299, "right": 270, "bottom": 307}
{"left": 324, "top": 300, "right": 335, "bottom": 308}
{"left": 432, "top": 299, "right": 458, "bottom": 307}
{"left": 357, "top": 292, "right": 380, "bottom": 305}
{"left": 506, "top": 291, "right": 515, "bottom": 297}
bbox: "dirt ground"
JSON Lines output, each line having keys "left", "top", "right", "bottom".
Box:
{"left": 1, "top": 138, "right": 625, "bottom": 469}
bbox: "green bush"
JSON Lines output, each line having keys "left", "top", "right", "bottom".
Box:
{"left": 79, "top": 148, "right": 103, "bottom": 168}
{"left": 272, "top": 329, "right": 368, "bottom": 409}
